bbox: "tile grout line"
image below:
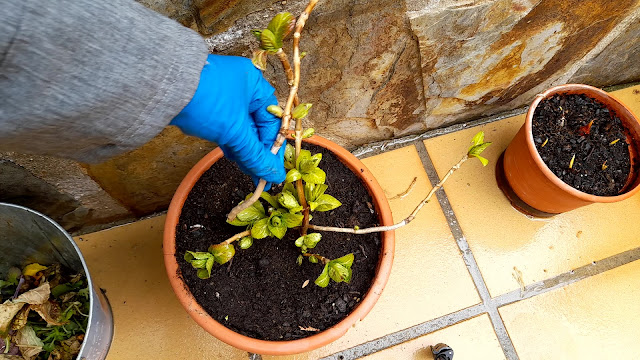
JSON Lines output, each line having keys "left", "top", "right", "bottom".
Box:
{"left": 322, "top": 247, "right": 640, "bottom": 360}
{"left": 414, "top": 141, "right": 519, "bottom": 360}
{"left": 321, "top": 304, "right": 488, "bottom": 360}
{"left": 494, "top": 246, "right": 640, "bottom": 308}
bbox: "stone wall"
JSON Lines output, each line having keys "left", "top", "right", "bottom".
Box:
{"left": 2, "top": 0, "right": 639, "bottom": 232}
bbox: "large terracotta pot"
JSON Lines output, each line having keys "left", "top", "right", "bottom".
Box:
{"left": 163, "top": 135, "right": 394, "bottom": 355}
{"left": 497, "top": 84, "right": 640, "bottom": 217}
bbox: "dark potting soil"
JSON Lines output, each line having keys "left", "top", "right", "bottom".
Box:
{"left": 175, "top": 143, "right": 382, "bottom": 341}
{"left": 532, "top": 94, "right": 632, "bottom": 196}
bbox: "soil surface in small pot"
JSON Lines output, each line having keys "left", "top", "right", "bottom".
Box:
{"left": 175, "top": 142, "right": 382, "bottom": 341}
{"left": 532, "top": 94, "right": 633, "bottom": 196}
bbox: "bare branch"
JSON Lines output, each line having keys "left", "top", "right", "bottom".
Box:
{"left": 389, "top": 177, "right": 417, "bottom": 200}
{"left": 220, "top": 230, "right": 251, "bottom": 245}
{"left": 229, "top": 0, "right": 318, "bottom": 222}
{"left": 308, "top": 155, "right": 470, "bottom": 234}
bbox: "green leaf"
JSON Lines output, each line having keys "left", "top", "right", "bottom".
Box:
{"left": 304, "top": 183, "right": 315, "bottom": 202}
{"left": 328, "top": 262, "right": 352, "bottom": 283}
{"left": 206, "top": 257, "right": 214, "bottom": 274}
{"left": 471, "top": 154, "right": 489, "bottom": 166}
{"left": 308, "top": 255, "right": 318, "bottom": 264}
{"left": 239, "top": 236, "right": 254, "bottom": 249}
{"left": 190, "top": 259, "right": 207, "bottom": 269}
{"left": 197, "top": 268, "right": 210, "bottom": 279}
{"left": 302, "top": 167, "right": 326, "bottom": 184}
{"left": 285, "top": 169, "right": 302, "bottom": 183}
{"left": 312, "top": 183, "right": 328, "bottom": 201}
{"left": 468, "top": 142, "right": 492, "bottom": 157}
{"left": 252, "top": 197, "right": 265, "bottom": 213}
{"left": 236, "top": 204, "right": 266, "bottom": 223}
{"left": 260, "top": 29, "right": 278, "bottom": 52}
{"left": 251, "top": 29, "right": 262, "bottom": 41}
{"left": 268, "top": 224, "right": 287, "bottom": 239}
{"left": 281, "top": 212, "right": 303, "bottom": 228}
{"left": 278, "top": 191, "right": 300, "bottom": 209}
{"left": 269, "top": 211, "right": 283, "bottom": 226}
{"left": 267, "top": 105, "right": 283, "bottom": 118}
{"left": 185, "top": 251, "right": 212, "bottom": 261}
{"left": 284, "top": 144, "right": 296, "bottom": 170}
{"left": 297, "top": 255, "right": 304, "bottom": 266}
{"left": 295, "top": 149, "right": 312, "bottom": 169}
{"left": 305, "top": 183, "right": 328, "bottom": 203}
{"left": 299, "top": 153, "right": 322, "bottom": 174}
{"left": 289, "top": 205, "right": 304, "bottom": 214}
{"left": 291, "top": 103, "right": 313, "bottom": 120}
{"left": 267, "top": 12, "right": 295, "bottom": 43}
{"left": 227, "top": 218, "right": 251, "bottom": 226}
{"left": 333, "top": 253, "right": 354, "bottom": 268}
{"left": 312, "top": 194, "right": 342, "bottom": 212}
{"left": 470, "top": 131, "right": 485, "bottom": 148}
{"left": 51, "top": 284, "right": 73, "bottom": 298}
{"left": 260, "top": 192, "right": 280, "bottom": 208}
{"left": 210, "top": 244, "right": 236, "bottom": 265}
{"left": 308, "top": 201, "right": 318, "bottom": 211}
{"left": 315, "top": 265, "right": 330, "bottom": 288}
{"left": 7, "top": 267, "right": 21, "bottom": 285}
{"left": 251, "top": 49, "right": 268, "bottom": 71}
{"left": 302, "top": 128, "right": 315, "bottom": 139}
{"left": 283, "top": 182, "right": 298, "bottom": 200}
{"left": 251, "top": 218, "right": 270, "bottom": 239}
{"left": 295, "top": 236, "right": 305, "bottom": 247}
{"left": 303, "top": 233, "right": 322, "bottom": 249}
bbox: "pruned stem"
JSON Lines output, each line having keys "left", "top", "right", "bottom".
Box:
{"left": 276, "top": 49, "right": 300, "bottom": 106}
{"left": 227, "top": 0, "right": 318, "bottom": 222}
{"left": 220, "top": 230, "right": 251, "bottom": 245}
{"left": 390, "top": 177, "right": 417, "bottom": 200}
{"left": 303, "top": 253, "right": 330, "bottom": 264}
{"left": 307, "top": 155, "right": 470, "bottom": 234}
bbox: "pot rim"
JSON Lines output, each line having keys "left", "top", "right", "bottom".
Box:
{"left": 163, "top": 135, "right": 395, "bottom": 355}
{"left": 524, "top": 83, "right": 640, "bottom": 203}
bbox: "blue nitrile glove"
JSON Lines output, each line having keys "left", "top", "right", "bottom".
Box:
{"left": 171, "top": 55, "right": 286, "bottom": 190}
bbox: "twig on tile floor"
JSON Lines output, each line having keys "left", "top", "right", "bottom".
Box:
{"left": 389, "top": 177, "right": 417, "bottom": 200}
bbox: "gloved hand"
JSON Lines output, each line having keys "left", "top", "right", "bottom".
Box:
{"left": 171, "top": 54, "right": 286, "bottom": 189}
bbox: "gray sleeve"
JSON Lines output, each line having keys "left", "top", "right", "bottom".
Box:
{"left": 0, "top": 0, "right": 208, "bottom": 163}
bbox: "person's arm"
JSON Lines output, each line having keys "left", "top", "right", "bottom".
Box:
{"left": 0, "top": 0, "right": 207, "bottom": 163}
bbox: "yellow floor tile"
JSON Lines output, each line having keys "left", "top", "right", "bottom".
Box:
{"left": 500, "top": 259, "right": 640, "bottom": 359}
{"left": 265, "top": 146, "right": 481, "bottom": 359}
{"left": 424, "top": 85, "right": 640, "bottom": 296}
{"left": 75, "top": 216, "right": 247, "bottom": 360}
{"left": 362, "top": 315, "right": 504, "bottom": 360}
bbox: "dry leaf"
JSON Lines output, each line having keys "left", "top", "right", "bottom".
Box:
{"left": 48, "top": 336, "right": 82, "bottom": 360}
{"left": 15, "top": 282, "right": 50, "bottom": 305}
{"left": 14, "top": 326, "right": 44, "bottom": 360}
{"left": 31, "top": 301, "right": 66, "bottom": 326}
{"left": 22, "top": 264, "right": 47, "bottom": 277}
{"left": 302, "top": 280, "right": 310, "bottom": 288}
{"left": 0, "top": 301, "right": 25, "bottom": 335}
{"left": 10, "top": 304, "right": 30, "bottom": 331}
{"left": 298, "top": 326, "right": 320, "bottom": 332}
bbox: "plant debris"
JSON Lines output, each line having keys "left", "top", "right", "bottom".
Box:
{"left": 0, "top": 264, "right": 88, "bottom": 360}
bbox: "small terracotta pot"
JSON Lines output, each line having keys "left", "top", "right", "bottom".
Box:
{"left": 497, "top": 84, "right": 640, "bottom": 217}
{"left": 163, "top": 135, "right": 395, "bottom": 355}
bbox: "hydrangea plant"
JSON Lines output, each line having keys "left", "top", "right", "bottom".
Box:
{"left": 185, "top": 1, "right": 491, "bottom": 287}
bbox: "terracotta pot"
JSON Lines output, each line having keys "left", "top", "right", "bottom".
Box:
{"left": 163, "top": 135, "right": 395, "bottom": 355}
{"left": 497, "top": 84, "right": 640, "bottom": 217}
